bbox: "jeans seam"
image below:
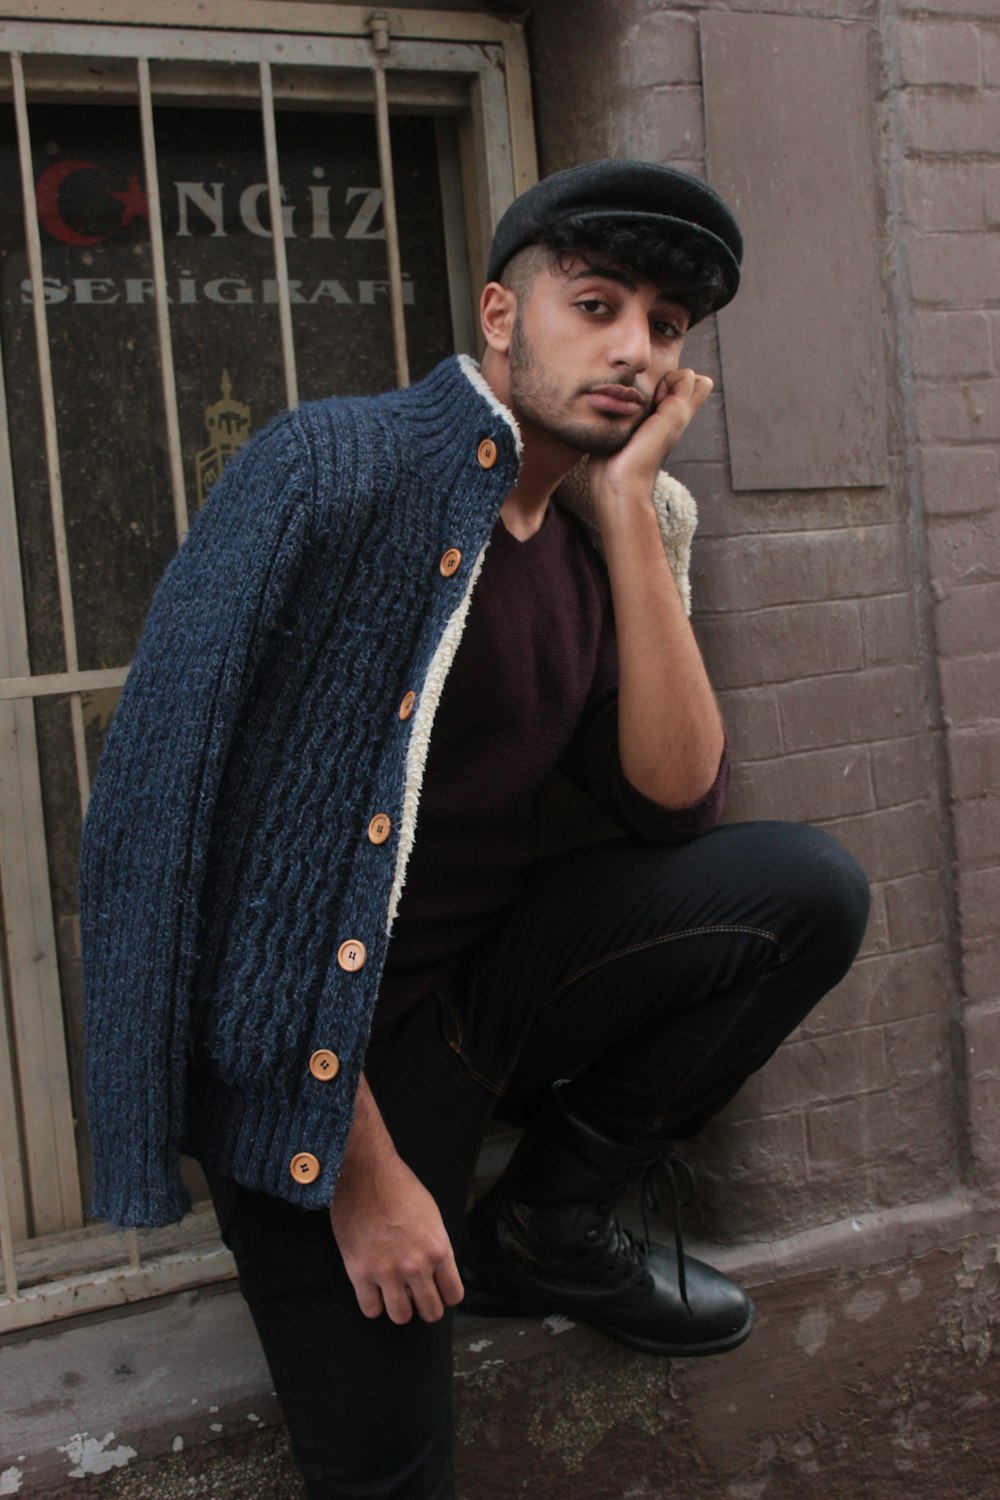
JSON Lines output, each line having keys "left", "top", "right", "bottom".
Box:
{"left": 549, "top": 922, "right": 788, "bottom": 1000}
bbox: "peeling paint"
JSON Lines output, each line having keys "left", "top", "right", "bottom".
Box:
{"left": 171, "top": 1437, "right": 184, "bottom": 1453}
{"left": 542, "top": 1314, "right": 575, "bottom": 1336}
{"left": 898, "top": 1275, "right": 923, "bottom": 1303}
{"left": 0, "top": 1468, "right": 24, "bottom": 1495}
{"left": 209, "top": 1423, "right": 223, "bottom": 1433}
{"left": 727, "top": 1481, "right": 770, "bottom": 1500}
{"left": 844, "top": 1287, "right": 887, "bottom": 1321}
{"left": 468, "top": 1339, "right": 493, "bottom": 1353}
{"left": 57, "top": 1432, "right": 138, "bottom": 1477}
{"left": 795, "top": 1307, "right": 829, "bottom": 1356}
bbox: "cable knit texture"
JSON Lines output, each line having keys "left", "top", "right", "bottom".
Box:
{"left": 80, "top": 355, "right": 699, "bottom": 1228}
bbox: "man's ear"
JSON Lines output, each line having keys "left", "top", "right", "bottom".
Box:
{"left": 480, "top": 281, "right": 517, "bottom": 354}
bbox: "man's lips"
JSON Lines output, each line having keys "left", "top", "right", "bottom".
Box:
{"left": 585, "top": 385, "right": 648, "bottom": 415}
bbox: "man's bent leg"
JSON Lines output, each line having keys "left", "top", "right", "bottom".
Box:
{"left": 453, "top": 821, "right": 869, "bottom": 1353}
{"left": 207, "top": 995, "right": 492, "bottom": 1499}
{"left": 496, "top": 821, "right": 871, "bottom": 1138}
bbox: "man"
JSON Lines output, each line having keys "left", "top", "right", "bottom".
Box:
{"left": 81, "top": 160, "right": 870, "bottom": 1498}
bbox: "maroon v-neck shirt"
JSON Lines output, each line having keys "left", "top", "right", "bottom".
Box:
{"left": 375, "top": 502, "right": 728, "bottom": 1032}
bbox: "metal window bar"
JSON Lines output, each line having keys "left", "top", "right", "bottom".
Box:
{"left": 0, "top": 13, "right": 530, "bottom": 1332}
{"left": 369, "top": 15, "right": 409, "bottom": 389}
{"left": 259, "top": 58, "right": 299, "bottom": 410}
{"left": 137, "top": 56, "right": 189, "bottom": 547}
{"left": 10, "top": 52, "right": 91, "bottom": 816}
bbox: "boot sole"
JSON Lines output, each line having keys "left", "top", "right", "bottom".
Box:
{"left": 461, "top": 1284, "right": 756, "bottom": 1359}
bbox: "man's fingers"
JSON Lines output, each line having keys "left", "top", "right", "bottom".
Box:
{"left": 354, "top": 1279, "right": 387, "bottom": 1320}
{"left": 662, "top": 368, "right": 713, "bottom": 409}
{"left": 436, "top": 1257, "right": 465, "bottom": 1309}
{"left": 406, "top": 1272, "right": 447, "bottom": 1323}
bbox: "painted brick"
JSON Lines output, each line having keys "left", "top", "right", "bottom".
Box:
{"left": 965, "top": 1003, "right": 1000, "bottom": 1177}
{"left": 953, "top": 793, "right": 1000, "bottom": 866}
{"left": 986, "top": 164, "right": 1000, "bottom": 228}
{"left": 777, "top": 665, "right": 924, "bottom": 752}
{"left": 825, "top": 943, "right": 950, "bottom": 1028}
{"left": 807, "top": 1076, "right": 953, "bottom": 1200}
{"left": 869, "top": 1077, "right": 957, "bottom": 1205}
{"left": 899, "top": 20, "right": 981, "bottom": 84}
{"left": 921, "top": 446, "right": 1000, "bottom": 516}
{"left": 948, "top": 725, "right": 1000, "bottom": 799}
{"left": 964, "top": 933, "right": 1000, "bottom": 1004}
{"left": 927, "top": 512, "right": 1000, "bottom": 587}
{"left": 713, "top": 0, "right": 876, "bottom": 15}
{"left": 859, "top": 594, "right": 918, "bottom": 668}
{"left": 910, "top": 234, "right": 1000, "bottom": 307}
{"left": 902, "top": 87, "right": 1000, "bottom": 153}
{"left": 905, "top": 158, "right": 985, "bottom": 232}
{"left": 682, "top": 1109, "right": 813, "bottom": 1243}
{"left": 982, "top": 23, "right": 1000, "bottom": 86}
{"left": 760, "top": 1030, "right": 891, "bottom": 1114}
{"left": 940, "top": 650, "right": 1000, "bottom": 726}
{"left": 935, "top": 581, "right": 1000, "bottom": 657}
{"left": 727, "top": 745, "right": 874, "bottom": 824}
{"left": 959, "top": 866, "right": 1000, "bottom": 940}
{"left": 698, "top": 601, "right": 862, "bottom": 690}
{"left": 611, "top": 82, "right": 705, "bottom": 164}
{"left": 822, "top": 801, "right": 941, "bottom": 882}
{"left": 883, "top": 870, "right": 946, "bottom": 950}
{"left": 883, "top": 1012, "right": 953, "bottom": 1086}
{"left": 918, "top": 378, "right": 1000, "bottom": 443}
{"left": 870, "top": 734, "right": 938, "bottom": 809}
{"left": 619, "top": 11, "right": 701, "bottom": 86}
{"left": 858, "top": 880, "right": 890, "bottom": 958}
{"left": 696, "top": 527, "right": 909, "bottom": 613}
{"left": 716, "top": 686, "right": 784, "bottom": 760}
{"left": 912, "top": 310, "right": 992, "bottom": 378}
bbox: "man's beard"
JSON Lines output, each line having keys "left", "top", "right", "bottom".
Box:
{"left": 507, "top": 317, "right": 647, "bottom": 456}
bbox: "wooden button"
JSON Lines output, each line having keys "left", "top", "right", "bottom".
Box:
{"left": 290, "top": 1152, "right": 321, "bottom": 1184}
{"left": 477, "top": 438, "right": 497, "bottom": 469}
{"left": 399, "top": 690, "right": 416, "bottom": 720}
{"left": 368, "top": 813, "right": 391, "bottom": 845}
{"left": 309, "top": 1049, "right": 340, "bottom": 1082}
{"left": 337, "top": 939, "right": 367, "bottom": 972}
{"left": 439, "top": 547, "right": 462, "bottom": 577}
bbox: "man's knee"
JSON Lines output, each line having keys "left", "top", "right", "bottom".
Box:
{"left": 748, "top": 820, "right": 871, "bottom": 974}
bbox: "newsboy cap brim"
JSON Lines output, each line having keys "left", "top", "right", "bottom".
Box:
{"left": 486, "top": 159, "right": 743, "bottom": 315}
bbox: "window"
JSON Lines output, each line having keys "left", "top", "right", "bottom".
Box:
{"left": 0, "top": 1, "right": 535, "bottom": 1333}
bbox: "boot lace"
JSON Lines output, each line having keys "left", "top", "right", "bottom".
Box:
{"left": 639, "top": 1147, "right": 697, "bottom": 1313}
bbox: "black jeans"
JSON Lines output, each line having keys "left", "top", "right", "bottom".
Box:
{"left": 208, "top": 821, "right": 870, "bottom": 1499}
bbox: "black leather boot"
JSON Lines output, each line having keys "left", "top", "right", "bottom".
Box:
{"left": 460, "top": 1090, "right": 754, "bottom": 1357}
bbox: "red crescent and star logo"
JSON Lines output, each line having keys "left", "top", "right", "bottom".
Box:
{"left": 35, "top": 159, "right": 149, "bottom": 246}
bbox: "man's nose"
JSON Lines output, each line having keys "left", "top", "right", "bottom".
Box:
{"left": 610, "top": 309, "right": 651, "bottom": 373}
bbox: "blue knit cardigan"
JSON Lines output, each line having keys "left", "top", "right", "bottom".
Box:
{"left": 80, "top": 355, "right": 698, "bottom": 1229}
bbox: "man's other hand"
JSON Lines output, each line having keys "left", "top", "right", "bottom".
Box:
{"left": 330, "top": 1074, "right": 464, "bottom": 1323}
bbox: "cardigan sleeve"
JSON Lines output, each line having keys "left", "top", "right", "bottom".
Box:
{"left": 79, "top": 413, "right": 314, "bottom": 1228}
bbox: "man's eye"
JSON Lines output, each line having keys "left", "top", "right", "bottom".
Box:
{"left": 577, "top": 299, "right": 608, "bottom": 314}
{"left": 653, "top": 320, "right": 681, "bottom": 339}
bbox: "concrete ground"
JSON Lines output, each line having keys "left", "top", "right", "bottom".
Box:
{"left": 3, "top": 1197, "right": 999, "bottom": 1498}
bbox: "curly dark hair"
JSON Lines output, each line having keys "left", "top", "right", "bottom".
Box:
{"left": 501, "top": 214, "right": 729, "bottom": 325}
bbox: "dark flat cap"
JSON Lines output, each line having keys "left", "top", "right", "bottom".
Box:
{"left": 487, "top": 159, "right": 742, "bottom": 313}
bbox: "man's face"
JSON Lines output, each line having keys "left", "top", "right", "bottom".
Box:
{"left": 506, "top": 256, "right": 690, "bottom": 456}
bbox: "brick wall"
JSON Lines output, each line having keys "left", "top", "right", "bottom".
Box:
{"left": 896, "top": 0, "right": 1000, "bottom": 1189}
{"left": 529, "top": 0, "right": 998, "bottom": 1243}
